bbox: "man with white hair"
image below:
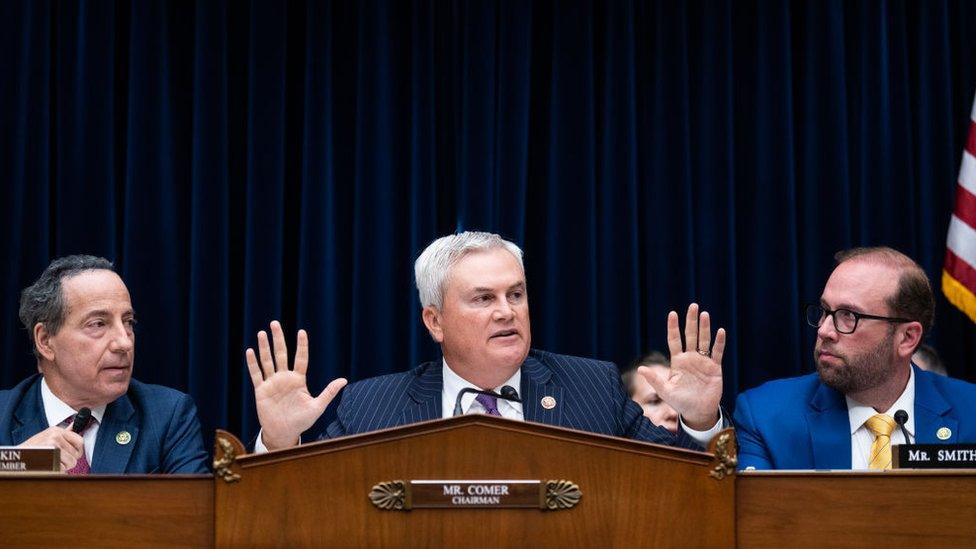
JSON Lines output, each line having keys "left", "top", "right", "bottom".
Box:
{"left": 247, "top": 232, "right": 725, "bottom": 451}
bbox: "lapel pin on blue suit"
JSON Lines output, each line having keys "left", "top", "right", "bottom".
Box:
{"left": 937, "top": 427, "right": 952, "bottom": 441}
{"left": 541, "top": 396, "right": 556, "bottom": 410}
{"left": 116, "top": 431, "right": 132, "bottom": 445}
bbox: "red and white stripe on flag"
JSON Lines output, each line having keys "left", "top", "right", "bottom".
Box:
{"left": 943, "top": 92, "right": 976, "bottom": 323}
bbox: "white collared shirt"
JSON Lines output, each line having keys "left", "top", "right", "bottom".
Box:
{"left": 442, "top": 358, "right": 721, "bottom": 447}
{"left": 254, "top": 359, "right": 721, "bottom": 454}
{"left": 442, "top": 359, "right": 524, "bottom": 420}
{"left": 255, "top": 360, "right": 526, "bottom": 453}
{"left": 40, "top": 378, "right": 106, "bottom": 464}
{"left": 846, "top": 366, "right": 915, "bottom": 470}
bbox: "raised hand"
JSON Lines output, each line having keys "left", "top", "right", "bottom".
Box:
{"left": 640, "top": 303, "right": 725, "bottom": 431}
{"left": 245, "top": 321, "right": 347, "bottom": 450}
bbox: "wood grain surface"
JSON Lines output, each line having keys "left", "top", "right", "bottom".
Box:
{"left": 0, "top": 475, "right": 212, "bottom": 548}
{"left": 737, "top": 470, "right": 976, "bottom": 548}
{"left": 216, "top": 415, "right": 735, "bottom": 548}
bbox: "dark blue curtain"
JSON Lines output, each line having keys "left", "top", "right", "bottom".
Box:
{"left": 3, "top": 0, "right": 975, "bottom": 446}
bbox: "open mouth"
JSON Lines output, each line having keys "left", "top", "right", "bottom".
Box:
{"left": 490, "top": 329, "right": 519, "bottom": 340}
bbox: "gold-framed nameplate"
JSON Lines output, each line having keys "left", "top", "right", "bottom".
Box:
{"left": 0, "top": 446, "right": 60, "bottom": 473}
{"left": 369, "top": 479, "right": 581, "bottom": 511}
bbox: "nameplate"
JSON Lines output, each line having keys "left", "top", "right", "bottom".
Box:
{"left": 0, "top": 446, "right": 60, "bottom": 473}
{"left": 893, "top": 444, "right": 976, "bottom": 469}
{"left": 369, "top": 479, "right": 581, "bottom": 511}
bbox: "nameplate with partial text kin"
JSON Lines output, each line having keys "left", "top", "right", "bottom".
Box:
{"left": 0, "top": 446, "right": 60, "bottom": 473}
{"left": 369, "top": 479, "right": 582, "bottom": 511}
{"left": 894, "top": 444, "right": 976, "bottom": 469}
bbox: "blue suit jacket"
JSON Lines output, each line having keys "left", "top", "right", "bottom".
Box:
{"left": 0, "top": 374, "right": 209, "bottom": 474}
{"left": 733, "top": 365, "right": 976, "bottom": 470}
{"left": 323, "top": 349, "right": 706, "bottom": 450}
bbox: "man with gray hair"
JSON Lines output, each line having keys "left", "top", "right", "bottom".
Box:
{"left": 248, "top": 231, "right": 725, "bottom": 451}
{"left": 0, "top": 255, "right": 208, "bottom": 473}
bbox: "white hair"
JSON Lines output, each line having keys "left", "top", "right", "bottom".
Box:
{"left": 414, "top": 231, "right": 524, "bottom": 309}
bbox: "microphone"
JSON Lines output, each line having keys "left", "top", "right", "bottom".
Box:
{"left": 71, "top": 407, "right": 92, "bottom": 434}
{"left": 452, "top": 386, "right": 522, "bottom": 416}
{"left": 499, "top": 385, "right": 520, "bottom": 401}
{"left": 894, "top": 410, "right": 911, "bottom": 444}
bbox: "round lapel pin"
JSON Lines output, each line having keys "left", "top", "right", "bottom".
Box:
{"left": 936, "top": 427, "right": 951, "bottom": 441}
{"left": 116, "top": 431, "right": 132, "bottom": 445}
{"left": 541, "top": 396, "right": 556, "bottom": 410}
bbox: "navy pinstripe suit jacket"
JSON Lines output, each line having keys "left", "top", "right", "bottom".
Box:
{"left": 322, "top": 349, "right": 704, "bottom": 450}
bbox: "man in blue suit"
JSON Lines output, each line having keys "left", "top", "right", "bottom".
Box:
{"left": 0, "top": 255, "right": 209, "bottom": 474}
{"left": 246, "top": 232, "right": 727, "bottom": 452}
{"left": 734, "top": 247, "right": 976, "bottom": 470}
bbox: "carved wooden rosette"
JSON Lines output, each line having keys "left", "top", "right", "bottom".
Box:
{"left": 543, "top": 480, "right": 582, "bottom": 510}
{"left": 369, "top": 480, "right": 407, "bottom": 510}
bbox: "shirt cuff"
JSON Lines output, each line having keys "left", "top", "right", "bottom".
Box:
{"left": 253, "top": 429, "right": 300, "bottom": 454}
{"left": 679, "top": 409, "right": 725, "bottom": 447}
{"left": 253, "top": 429, "right": 270, "bottom": 454}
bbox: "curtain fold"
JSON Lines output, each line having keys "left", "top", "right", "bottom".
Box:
{"left": 2, "top": 0, "right": 975, "bottom": 444}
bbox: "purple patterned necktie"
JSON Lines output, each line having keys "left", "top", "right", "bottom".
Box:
{"left": 475, "top": 393, "right": 502, "bottom": 416}
{"left": 64, "top": 413, "right": 95, "bottom": 475}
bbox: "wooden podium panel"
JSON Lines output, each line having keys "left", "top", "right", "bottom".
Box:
{"left": 0, "top": 475, "right": 212, "bottom": 548}
{"left": 737, "top": 470, "right": 976, "bottom": 548}
{"left": 214, "top": 415, "right": 735, "bottom": 548}
{"left": 5, "top": 435, "right": 976, "bottom": 547}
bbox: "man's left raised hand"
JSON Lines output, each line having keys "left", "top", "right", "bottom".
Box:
{"left": 640, "top": 303, "right": 725, "bottom": 431}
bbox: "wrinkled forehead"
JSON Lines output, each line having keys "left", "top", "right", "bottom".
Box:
{"left": 821, "top": 259, "right": 898, "bottom": 312}
{"left": 444, "top": 248, "right": 526, "bottom": 294}
{"left": 62, "top": 270, "right": 133, "bottom": 314}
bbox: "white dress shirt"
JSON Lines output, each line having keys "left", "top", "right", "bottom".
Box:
{"left": 255, "top": 359, "right": 722, "bottom": 453}
{"left": 40, "top": 378, "right": 106, "bottom": 464}
{"left": 444, "top": 358, "right": 722, "bottom": 447}
{"left": 846, "top": 365, "right": 915, "bottom": 470}
{"left": 442, "top": 359, "right": 523, "bottom": 419}
{"left": 680, "top": 411, "right": 724, "bottom": 446}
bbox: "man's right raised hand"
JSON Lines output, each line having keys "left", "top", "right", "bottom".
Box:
{"left": 245, "top": 321, "right": 347, "bottom": 451}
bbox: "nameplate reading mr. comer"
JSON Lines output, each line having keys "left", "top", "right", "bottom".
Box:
{"left": 368, "top": 479, "right": 582, "bottom": 511}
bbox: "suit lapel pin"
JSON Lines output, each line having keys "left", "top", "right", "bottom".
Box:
{"left": 936, "top": 427, "right": 951, "bottom": 441}
{"left": 116, "top": 431, "right": 132, "bottom": 445}
{"left": 541, "top": 396, "right": 556, "bottom": 410}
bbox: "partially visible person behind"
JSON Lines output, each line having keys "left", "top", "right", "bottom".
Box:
{"left": 0, "top": 255, "right": 209, "bottom": 474}
{"left": 913, "top": 343, "right": 947, "bottom": 376}
{"left": 621, "top": 351, "right": 678, "bottom": 434}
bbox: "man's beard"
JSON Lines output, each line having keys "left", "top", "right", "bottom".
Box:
{"left": 815, "top": 330, "right": 895, "bottom": 394}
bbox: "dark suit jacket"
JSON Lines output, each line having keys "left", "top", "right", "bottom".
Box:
{"left": 323, "top": 349, "right": 706, "bottom": 450}
{"left": 0, "top": 374, "right": 209, "bottom": 474}
{"left": 733, "top": 365, "right": 976, "bottom": 470}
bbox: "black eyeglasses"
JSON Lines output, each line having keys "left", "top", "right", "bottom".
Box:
{"left": 804, "top": 304, "right": 914, "bottom": 334}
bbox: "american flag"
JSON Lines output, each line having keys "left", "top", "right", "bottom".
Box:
{"left": 943, "top": 92, "right": 976, "bottom": 323}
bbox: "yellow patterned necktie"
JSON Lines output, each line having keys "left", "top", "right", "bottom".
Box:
{"left": 866, "top": 414, "right": 896, "bottom": 470}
